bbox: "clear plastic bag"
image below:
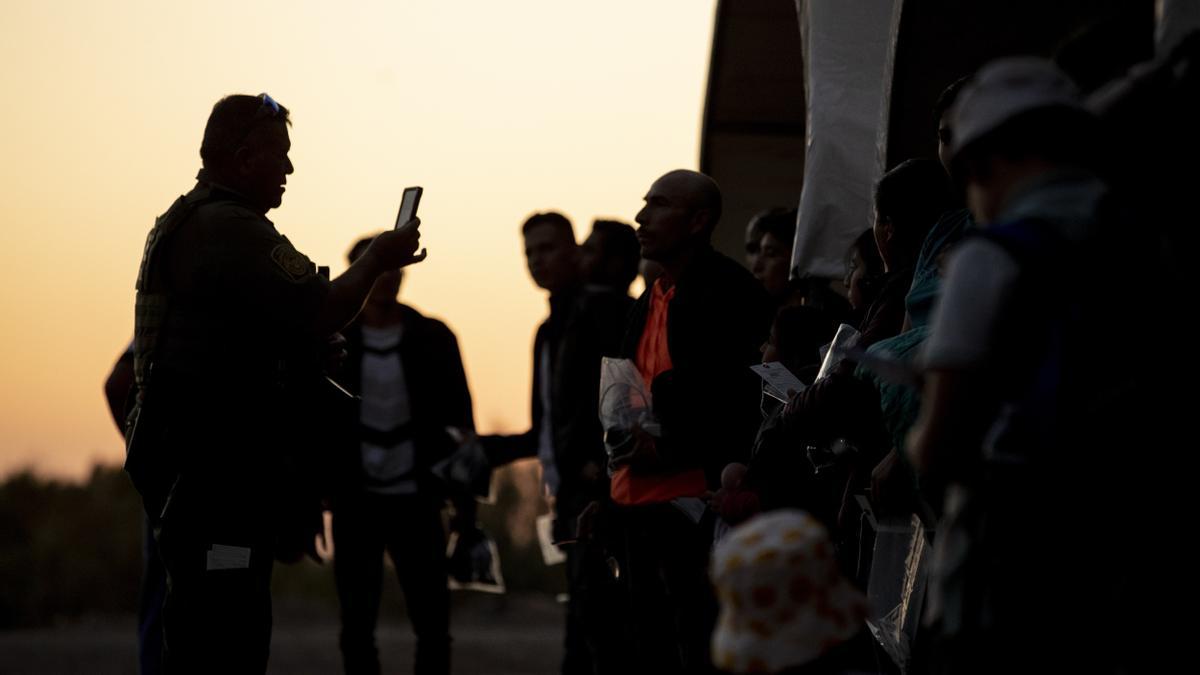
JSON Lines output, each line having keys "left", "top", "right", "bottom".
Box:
{"left": 864, "top": 512, "right": 932, "bottom": 673}
{"left": 815, "top": 323, "right": 862, "bottom": 381}
{"left": 431, "top": 427, "right": 493, "bottom": 503}
{"left": 598, "top": 357, "right": 659, "bottom": 466}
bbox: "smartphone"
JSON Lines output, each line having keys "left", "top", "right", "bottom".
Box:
{"left": 395, "top": 186, "right": 423, "bottom": 229}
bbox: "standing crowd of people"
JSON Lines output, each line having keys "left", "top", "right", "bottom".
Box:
{"left": 109, "top": 25, "right": 1197, "bottom": 675}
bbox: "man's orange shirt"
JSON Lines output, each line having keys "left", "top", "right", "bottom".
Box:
{"left": 610, "top": 280, "right": 708, "bottom": 505}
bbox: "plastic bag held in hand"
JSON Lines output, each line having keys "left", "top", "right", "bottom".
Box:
{"left": 597, "top": 357, "right": 661, "bottom": 471}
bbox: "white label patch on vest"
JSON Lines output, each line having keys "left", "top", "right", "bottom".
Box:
{"left": 271, "top": 244, "right": 313, "bottom": 280}
{"left": 206, "top": 544, "right": 252, "bottom": 571}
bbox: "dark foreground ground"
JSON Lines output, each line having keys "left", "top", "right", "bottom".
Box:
{"left": 0, "top": 592, "right": 564, "bottom": 675}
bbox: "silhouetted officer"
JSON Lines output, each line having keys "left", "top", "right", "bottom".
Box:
{"left": 128, "top": 93, "right": 425, "bottom": 674}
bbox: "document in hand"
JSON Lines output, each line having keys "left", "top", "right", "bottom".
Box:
{"left": 750, "top": 361, "right": 807, "bottom": 402}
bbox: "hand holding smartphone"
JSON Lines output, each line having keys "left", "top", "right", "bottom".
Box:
{"left": 395, "top": 186, "right": 423, "bottom": 229}
{"left": 394, "top": 186, "right": 426, "bottom": 264}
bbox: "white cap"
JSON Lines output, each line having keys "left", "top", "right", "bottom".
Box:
{"left": 950, "top": 57, "right": 1087, "bottom": 160}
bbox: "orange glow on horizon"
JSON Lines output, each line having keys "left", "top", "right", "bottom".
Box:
{"left": 0, "top": 0, "right": 716, "bottom": 480}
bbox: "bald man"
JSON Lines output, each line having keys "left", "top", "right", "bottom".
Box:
{"left": 601, "top": 170, "right": 771, "bottom": 673}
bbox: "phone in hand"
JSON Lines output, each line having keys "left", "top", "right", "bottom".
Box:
{"left": 395, "top": 186, "right": 423, "bottom": 229}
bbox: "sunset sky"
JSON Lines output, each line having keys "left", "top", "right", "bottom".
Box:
{"left": 0, "top": 0, "right": 717, "bottom": 480}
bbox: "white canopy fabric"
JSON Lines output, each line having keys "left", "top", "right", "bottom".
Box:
{"left": 790, "top": 0, "right": 903, "bottom": 281}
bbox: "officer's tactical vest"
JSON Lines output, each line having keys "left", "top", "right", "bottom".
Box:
{"left": 133, "top": 193, "right": 225, "bottom": 394}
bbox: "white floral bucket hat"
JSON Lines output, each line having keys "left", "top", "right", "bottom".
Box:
{"left": 710, "top": 510, "right": 866, "bottom": 674}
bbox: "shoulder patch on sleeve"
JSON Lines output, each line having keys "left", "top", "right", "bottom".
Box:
{"left": 271, "top": 244, "right": 315, "bottom": 280}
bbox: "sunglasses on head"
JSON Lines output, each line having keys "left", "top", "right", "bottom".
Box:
{"left": 235, "top": 93, "right": 286, "bottom": 148}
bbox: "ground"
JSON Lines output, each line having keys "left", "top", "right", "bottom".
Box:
{"left": 0, "top": 592, "right": 564, "bottom": 675}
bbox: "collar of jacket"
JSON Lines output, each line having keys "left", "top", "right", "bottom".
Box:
{"left": 194, "top": 168, "right": 264, "bottom": 214}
